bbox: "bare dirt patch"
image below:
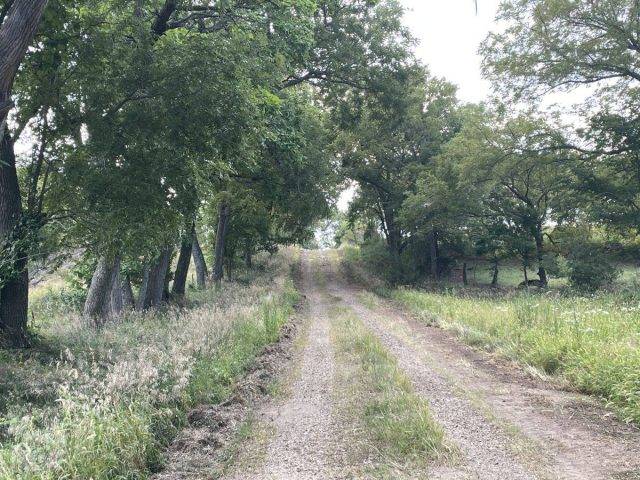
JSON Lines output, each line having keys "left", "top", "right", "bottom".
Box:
{"left": 152, "top": 311, "right": 301, "bottom": 480}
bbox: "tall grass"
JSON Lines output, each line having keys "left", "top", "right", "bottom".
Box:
{"left": 394, "top": 288, "right": 640, "bottom": 425}
{"left": 332, "top": 309, "right": 445, "bottom": 464}
{"left": 0, "top": 253, "right": 299, "bottom": 479}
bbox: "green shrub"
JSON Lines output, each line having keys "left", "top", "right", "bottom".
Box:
{"left": 567, "top": 242, "right": 620, "bottom": 292}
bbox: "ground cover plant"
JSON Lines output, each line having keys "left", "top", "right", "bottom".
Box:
{"left": 0, "top": 253, "right": 298, "bottom": 479}
{"left": 332, "top": 306, "right": 445, "bottom": 468}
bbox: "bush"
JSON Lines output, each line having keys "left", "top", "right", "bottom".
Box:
{"left": 359, "top": 239, "right": 421, "bottom": 285}
{"left": 567, "top": 242, "right": 620, "bottom": 292}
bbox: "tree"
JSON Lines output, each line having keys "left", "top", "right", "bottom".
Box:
{"left": 338, "top": 69, "right": 460, "bottom": 269}
{"left": 0, "top": 0, "right": 49, "bottom": 137}
{"left": 437, "top": 110, "right": 576, "bottom": 286}
{"left": 0, "top": 0, "right": 49, "bottom": 346}
{"left": 482, "top": 0, "right": 640, "bottom": 246}
{"left": 482, "top": 0, "right": 640, "bottom": 99}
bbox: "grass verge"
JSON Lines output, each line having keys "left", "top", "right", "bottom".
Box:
{"left": 331, "top": 307, "right": 445, "bottom": 474}
{"left": 0, "top": 254, "right": 299, "bottom": 480}
{"left": 393, "top": 287, "right": 640, "bottom": 425}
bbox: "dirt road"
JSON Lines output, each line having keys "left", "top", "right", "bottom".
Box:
{"left": 198, "top": 251, "right": 640, "bottom": 479}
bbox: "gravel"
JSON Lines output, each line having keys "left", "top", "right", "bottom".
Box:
{"left": 333, "top": 278, "right": 640, "bottom": 480}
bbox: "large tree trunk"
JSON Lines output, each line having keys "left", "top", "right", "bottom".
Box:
{"left": 172, "top": 237, "right": 191, "bottom": 297}
{"left": 533, "top": 223, "right": 548, "bottom": 287}
{"left": 0, "top": 0, "right": 49, "bottom": 347}
{"left": 212, "top": 202, "right": 230, "bottom": 285}
{"left": 192, "top": 229, "right": 208, "bottom": 289}
{"left": 140, "top": 248, "right": 172, "bottom": 309}
{"left": 429, "top": 230, "right": 439, "bottom": 280}
{"left": 0, "top": 132, "right": 28, "bottom": 346}
{"left": 83, "top": 255, "right": 121, "bottom": 326}
{"left": 0, "top": 0, "right": 49, "bottom": 139}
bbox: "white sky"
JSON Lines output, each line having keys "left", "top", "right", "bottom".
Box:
{"left": 400, "top": 0, "right": 501, "bottom": 103}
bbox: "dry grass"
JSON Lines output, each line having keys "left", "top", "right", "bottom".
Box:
{"left": 0, "top": 251, "right": 299, "bottom": 479}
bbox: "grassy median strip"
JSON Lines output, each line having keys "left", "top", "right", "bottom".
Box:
{"left": 332, "top": 307, "right": 446, "bottom": 473}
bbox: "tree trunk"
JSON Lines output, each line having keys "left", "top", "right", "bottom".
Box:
{"left": 162, "top": 249, "right": 173, "bottom": 301}
{"left": 212, "top": 202, "right": 230, "bottom": 285}
{"left": 226, "top": 258, "right": 232, "bottom": 282}
{"left": 429, "top": 230, "right": 439, "bottom": 280}
{"left": 172, "top": 237, "right": 192, "bottom": 297}
{"left": 384, "top": 218, "right": 402, "bottom": 257}
{"left": 0, "top": 0, "right": 49, "bottom": 346}
{"left": 244, "top": 248, "right": 252, "bottom": 268}
{"left": 192, "top": 229, "right": 208, "bottom": 289}
{"left": 122, "top": 274, "right": 134, "bottom": 308}
{"left": 136, "top": 264, "right": 151, "bottom": 311}
{"left": 462, "top": 262, "right": 468, "bottom": 285}
{"left": 533, "top": 223, "right": 548, "bottom": 287}
{"left": 523, "top": 265, "right": 529, "bottom": 284}
{"left": 0, "top": 132, "right": 28, "bottom": 346}
{"left": 0, "top": 0, "right": 49, "bottom": 139}
{"left": 109, "top": 266, "right": 124, "bottom": 317}
{"left": 141, "top": 248, "right": 172, "bottom": 309}
{"left": 491, "top": 261, "right": 499, "bottom": 286}
{"left": 83, "top": 255, "right": 121, "bottom": 325}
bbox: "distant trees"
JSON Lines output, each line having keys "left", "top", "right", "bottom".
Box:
{"left": 337, "top": 0, "right": 640, "bottom": 289}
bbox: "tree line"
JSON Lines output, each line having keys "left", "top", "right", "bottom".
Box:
{"left": 2, "top": 0, "right": 637, "bottom": 347}
{"left": 0, "top": 0, "right": 419, "bottom": 347}
{"left": 336, "top": 0, "right": 640, "bottom": 291}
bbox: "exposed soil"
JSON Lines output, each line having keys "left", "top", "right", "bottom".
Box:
{"left": 151, "top": 301, "right": 302, "bottom": 479}
{"left": 224, "top": 252, "right": 349, "bottom": 480}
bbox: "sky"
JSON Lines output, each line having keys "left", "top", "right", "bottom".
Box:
{"left": 400, "top": 0, "right": 502, "bottom": 103}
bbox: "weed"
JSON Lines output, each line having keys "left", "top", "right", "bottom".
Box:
{"left": 0, "top": 253, "right": 299, "bottom": 479}
{"left": 333, "top": 310, "right": 445, "bottom": 465}
{"left": 393, "top": 288, "right": 640, "bottom": 425}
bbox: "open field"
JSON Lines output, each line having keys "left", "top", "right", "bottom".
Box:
{"left": 392, "top": 287, "right": 640, "bottom": 425}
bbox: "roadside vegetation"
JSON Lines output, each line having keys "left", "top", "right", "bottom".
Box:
{"left": 0, "top": 253, "right": 298, "bottom": 479}
{"left": 332, "top": 306, "right": 445, "bottom": 474}
{"left": 342, "top": 246, "right": 640, "bottom": 426}
{"left": 3, "top": 0, "right": 640, "bottom": 476}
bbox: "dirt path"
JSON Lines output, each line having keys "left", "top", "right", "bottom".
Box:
{"left": 225, "top": 252, "right": 347, "bottom": 480}
{"left": 172, "top": 250, "right": 640, "bottom": 480}
{"left": 328, "top": 265, "right": 640, "bottom": 480}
